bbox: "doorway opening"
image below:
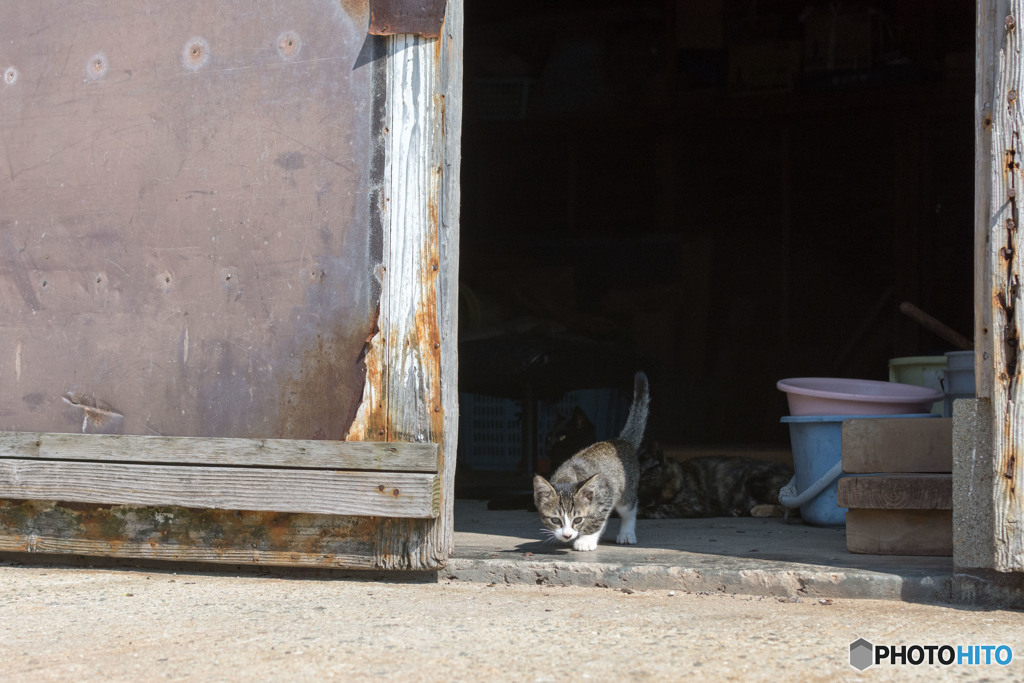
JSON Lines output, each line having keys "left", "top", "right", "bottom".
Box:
{"left": 454, "top": 1, "right": 974, "bottom": 530}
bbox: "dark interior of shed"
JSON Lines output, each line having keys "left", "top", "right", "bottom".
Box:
{"left": 455, "top": 0, "right": 974, "bottom": 489}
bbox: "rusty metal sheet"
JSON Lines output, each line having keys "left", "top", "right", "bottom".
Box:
{"left": 0, "top": 0, "right": 382, "bottom": 441}
{"left": 369, "top": 0, "right": 447, "bottom": 37}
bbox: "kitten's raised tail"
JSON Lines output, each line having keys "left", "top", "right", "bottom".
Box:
{"left": 618, "top": 371, "right": 650, "bottom": 450}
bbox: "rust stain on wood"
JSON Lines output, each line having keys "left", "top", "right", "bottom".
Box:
{"left": 994, "top": 175, "right": 1021, "bottom": 389}
{"left": 346, "top": 305, "right": 386, "bottom": 442}
{"left": 1005, "top": 148, "right": 1020, "bottom": 183}
{"left": 0, "top": 499, "right": 379, "bottom": 563}
{"left": 994, "top": 289, "right": 1020, "bottom": 387}
{"left": 370, "top": 170, "right": 448, "bottom": 570}
{"left": 418, "top": 177, "right": 445, "bottom": 439}
{"left": 376, "top": 483, "right": 401, "bottom": 497}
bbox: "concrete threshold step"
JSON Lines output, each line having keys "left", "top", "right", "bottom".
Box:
{"left": 444, "top": 500, "right": 953, "bottom": 603}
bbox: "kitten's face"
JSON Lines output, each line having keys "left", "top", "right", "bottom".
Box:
{"left": 541, "top": 507, "right": 585, "bottom": 542}
{"left": 533, "top": 475, "right": 599, "bottom": 543}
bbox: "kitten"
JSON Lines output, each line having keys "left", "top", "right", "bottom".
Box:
{"left": 533, "top": 371, "right": 649, "bottom": 551}
{"left": 637, "top": 448, "right": 794, "bottom": 519}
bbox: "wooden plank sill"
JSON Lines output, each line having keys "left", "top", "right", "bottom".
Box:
{"left": 0, "top": 433, "right": 440, "bottom": 519}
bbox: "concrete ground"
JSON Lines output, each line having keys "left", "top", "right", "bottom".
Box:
{"left": 3, "top": 562, "right": 1022, "bottom": 681}
{"left": 2, "top": 500, "right": 1022, "bottom": 680}
{"left": 446, "top": 500, "right": 953, "bottom": 602}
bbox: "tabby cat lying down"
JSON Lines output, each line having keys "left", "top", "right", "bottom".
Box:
{"left": 637, "top": 447, "right": 794, "bottom": 519}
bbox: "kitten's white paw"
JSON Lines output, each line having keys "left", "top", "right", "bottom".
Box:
{"left": 573, "top": 535, "right": 599, "bottom": 551}
{"left": 616, "top": 532, "right": 637, "bottom": 545}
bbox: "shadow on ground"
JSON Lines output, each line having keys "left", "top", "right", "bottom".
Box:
{"left": 449, "top": 499, "right": 953, "bottom": 603}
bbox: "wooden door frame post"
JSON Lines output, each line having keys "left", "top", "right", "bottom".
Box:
{"left": 962, "top": 0, "right": 1024, "bottom": 575}
{"left": 348, "top": 1, "right": 463, "bottom": 569}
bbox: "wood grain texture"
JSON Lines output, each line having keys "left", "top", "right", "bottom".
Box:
{"left": 976, "top": 0, "right": 999, "bottom": 402}
{"left": 841, "top": 418, "right": 952, "bottom": 473}
{"left": 366, "top": 0, "right": 462, "bottom": 571}
{"left": 0, "top": 499, "right": 380, "bottom": 568}
{"left": 0, "top": 537, "right": 380, "bottom": 568}
{"left": 977, "top": 0, "right": 1024, "bottom": 572}
{"left": 846, "top": 509, "right": 953, "bottom": 556}
{"left": 0, "top": 432, "right": 438, "bottom": 472}
{"left": 435, "top": 0, "right": 463, "bottom": 567}
{"left": 0, "top": 459, "right": 440, "bottom": 517}
{"left": 838, "top": 474, "right": 952, "bottom": 510}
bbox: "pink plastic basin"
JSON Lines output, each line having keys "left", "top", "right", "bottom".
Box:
{"left": 777, "top": 377, "right": 945, "bottom": 416}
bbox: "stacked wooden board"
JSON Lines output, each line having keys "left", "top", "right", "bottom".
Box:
{"left": 838, "top": 418, "right": 953, "bottom": 556}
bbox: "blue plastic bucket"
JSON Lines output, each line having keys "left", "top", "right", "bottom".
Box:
{"left": 781, "top": 414, "right": 935, "bottom": 526}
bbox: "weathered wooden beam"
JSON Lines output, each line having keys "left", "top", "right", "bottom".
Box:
{"left": 352, "top": 1, "right": 462, "bottom": 571}
{"left": 0, "top": 499, "right": 380, "bottom": 568}
{"left": 976, "top": 1, "right": 1000, "bottom": 403}
{"left": 976, "top": 0, "right": 1024, "bottom": 572}
{"left": 431, "top": 0, "right": 463, "bottom": 568}
{"left": 0, "top": 432, "right": 439, "bottom": 472}
{"left": 0, "top": 460, "right": 440, "bottom": 518}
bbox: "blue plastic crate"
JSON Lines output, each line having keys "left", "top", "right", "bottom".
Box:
{"left": 458, "top": 393, "right": 523, "bottom": 471}
{"left": 458, "top": 389, "right": 628, "bottom": 472}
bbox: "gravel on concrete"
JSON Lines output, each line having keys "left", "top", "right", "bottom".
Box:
{"left": 2, "top": 562, "right": 1022, "bottom": 681}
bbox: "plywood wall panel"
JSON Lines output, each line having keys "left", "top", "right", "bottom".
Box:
{"left": 0, "top": 0, "right": 380, "bottom": 441}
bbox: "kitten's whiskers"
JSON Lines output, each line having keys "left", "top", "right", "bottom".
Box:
{"left": 539, "top": 528, "right": 561, "bottom": 545}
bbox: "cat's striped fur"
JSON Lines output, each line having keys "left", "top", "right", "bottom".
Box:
{"left": 533, "top": 372, "right": 649, "bottom": 551}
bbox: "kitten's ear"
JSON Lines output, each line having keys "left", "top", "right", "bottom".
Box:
{"left": 576, "top": 474, "right": 601, "bottom": 503}
{"left": 533, "top": 475, "right": 556, "bottom": 504}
